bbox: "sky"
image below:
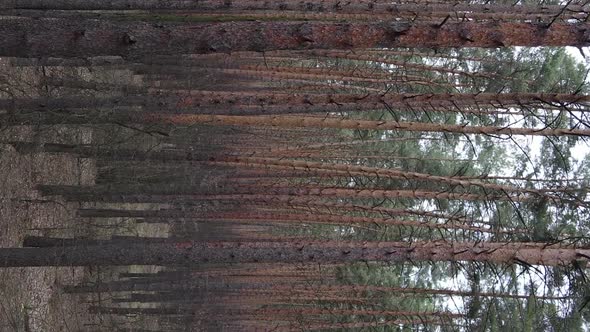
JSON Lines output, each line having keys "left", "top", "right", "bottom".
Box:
{"left": 566, "top": 47, "right": 590, "bottom": 159}
{"left": 439, "top": 46, "right": 590, "bottom": 322}
{"left": 515, "top": 47, "right": 590, "bottom": 174}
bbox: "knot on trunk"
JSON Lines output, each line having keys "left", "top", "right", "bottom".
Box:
{"left": 123, "top": 33, "right": 137, "bottom": 45}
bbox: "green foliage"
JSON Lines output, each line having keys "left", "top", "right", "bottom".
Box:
{"left": 270, "top": 43, "right": 590, "bottom": 331}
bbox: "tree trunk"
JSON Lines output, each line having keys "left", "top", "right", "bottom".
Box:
{"left": 146, "top": 114, "right": 590, "bottom": 137}
{"left": 2, "top": 19, "right": 590, "bottom": 58}
{"left": 0, "top": 241, "right": 587, "bottom": 267}
{"left": 8, "top": 1, "right": 586, "bottom": 13}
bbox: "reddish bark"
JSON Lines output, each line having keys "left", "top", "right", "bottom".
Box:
{"left": 3, "top": 19, "right": 590, "bottom": 58}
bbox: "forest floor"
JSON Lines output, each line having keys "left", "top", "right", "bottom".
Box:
{"left": 0, "top": 125, "right": 98, "bottom": 331}
{"left": 0, "top": 58, "right": 171, "bottom": 331}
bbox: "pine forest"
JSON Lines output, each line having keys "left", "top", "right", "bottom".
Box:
{"left": 1, "top": 0, "right": 590, "bottom": 331}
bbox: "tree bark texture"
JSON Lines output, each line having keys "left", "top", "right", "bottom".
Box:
{"left": 3, "top": 18, "right": 590, "bottom": 58}
{"left": 147, "top": 114, "right": 590, "bottom": 137}
{"left": 0, "top": 241, "right": 587, "bottom": 267}
{"left": 8, "top": 1, "right": 589, "bottom": 14}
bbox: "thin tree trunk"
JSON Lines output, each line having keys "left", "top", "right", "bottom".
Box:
{"left": 148, "top": 114, "right": 590, "bottom": 137}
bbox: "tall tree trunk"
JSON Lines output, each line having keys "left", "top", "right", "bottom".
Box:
{"left": 2, "top": 19, "right": 590, "bottom": 58}
{"left": 0, "top": 241, "right": 587, "bottom": 267}
{"left": 147, "top": 114, "right": 590, "bottom": 137}
{"left": 9, "top": 1, "right": 587, "bottom": 14}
